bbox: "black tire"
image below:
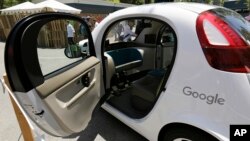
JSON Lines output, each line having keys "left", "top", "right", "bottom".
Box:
{"left": 162, "top": 126, "right": 218, "bottom": 141}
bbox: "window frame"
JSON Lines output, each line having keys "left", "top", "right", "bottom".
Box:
{"left": 100, "top": 16, "right": 178, "bottom": 92}
{"left": 36, "top": 18, "right": 95, "bottom": 79}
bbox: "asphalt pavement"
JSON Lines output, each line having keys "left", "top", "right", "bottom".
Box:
{"left": 0, "top": 42, "right": 148, "bottom": 141}
{"left": 0, "top": 42, "right": 24, "bottom": 140}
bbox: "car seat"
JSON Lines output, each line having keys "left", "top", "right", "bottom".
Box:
{"left": 131, "top": 69, "right": 166, "bottom": 112}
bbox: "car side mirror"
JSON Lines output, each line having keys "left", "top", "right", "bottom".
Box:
{"left": 64, "top": 44, "right": 80, "bottom": 58}
{"left": 64, "top": 45, "right": 89, "bottom": 58}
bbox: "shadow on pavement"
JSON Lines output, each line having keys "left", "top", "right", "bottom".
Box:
{"left": 64, "top": 105, "right": 148, "bottom": 141}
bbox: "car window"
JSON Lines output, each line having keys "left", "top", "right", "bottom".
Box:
{"left": 160, "top": 26, "right": 176, "bottom": 46}
{"left": 104, "top": 18, "right": 159, "bottom": 52}
{"left": 211, "top": 8, "right": 250, "bottom": 44}
{"left": 102, "top": 17, "right": 177, "bottom": 117}
{"left": 106, "top": 19, "right": 154, "bottom": 44}
{"left": 37, "top": 20, "right": 90, "bottom": 76}
{"left": 102, "top": 17, "right": 177, "bottom": 72}
{"left": 106, "top": 20, "right": 136, "bottom": 44}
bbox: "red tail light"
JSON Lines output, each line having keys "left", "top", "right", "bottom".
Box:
{"left": 196, "top": 11, "right": 250, "bottom": 73}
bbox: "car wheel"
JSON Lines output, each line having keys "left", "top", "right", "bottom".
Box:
{"left": 163, "top": 126, "right": 218, "bottom": 141}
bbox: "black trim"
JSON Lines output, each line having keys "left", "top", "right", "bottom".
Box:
{"left": 158, "top": 27, "right": 178, "bottom": 93}
{"left": 155, "top": 25, "right": 167, "bottom": 68}
{"left": 5, "top": 15, "right": 43, "bottom": 92}
{"left": 5, "top": 12, "right": 95, "bottom": 92}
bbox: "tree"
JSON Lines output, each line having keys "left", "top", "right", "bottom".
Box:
{"left": 16, "top": 0, "right": 29, "bottom": 3}
{"left": 107, "top": 0, "right": 120, "bottom": 3}
{"left": 4, "top": 0, "right": 18, "bottom": 7}
{"left": 0, "top": 0, "right": 4, "bottom": 9}
{"left": 1, "top": 0, "right": 32, "bottom": 9}
{"left": 120, "top": 0, "right": 144, "bottom": 5}
{"left": 246, "top": 0, "right": 250, "bottom": 11}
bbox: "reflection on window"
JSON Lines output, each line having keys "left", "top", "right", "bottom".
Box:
{"left": 106, "top": 20, "right": 140, "bottom": 44}
{"left": 213, "top": 8, "right": 250, "bottom": 44}
{"left": 37, "top": 20, "right": 90, "bottom": 76}
{"left": 161, "top": 27, "right": 175, "bottom": 46}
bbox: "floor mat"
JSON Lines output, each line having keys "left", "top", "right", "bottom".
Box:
{"left": 107, "top": 87, "right": 148, "bottom": 119}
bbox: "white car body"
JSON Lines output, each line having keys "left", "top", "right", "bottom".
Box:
{"left": 3, "top": 2, "right": 250, "bottom": 141}
{"left": 78, "top": 39, "right": 88, "bottom": 52}
{"left": 93, "top": 3, "right": 228, "bottom": 141}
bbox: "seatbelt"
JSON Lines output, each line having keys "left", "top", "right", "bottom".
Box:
{"left": 156, "top": 45, "right": 162, "bottom": 68}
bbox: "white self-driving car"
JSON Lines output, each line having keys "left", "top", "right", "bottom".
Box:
{"left": 3, "top": 3, "right": 250, "bottom": 141}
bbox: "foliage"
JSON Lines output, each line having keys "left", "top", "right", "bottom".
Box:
{"left": 0, "top": 0, "right": 4, "bottom": 9}
{"left": 120, "top": 0, "right": 143, "bottom": 5}
{"left": 107, "top": 0, "right": 120, "bottom": 3}
{"left": 1, "top": 0, "right": 31, "bottom": 9}
{"left": 246, "top": 0, "right": 250, "bottom": 10}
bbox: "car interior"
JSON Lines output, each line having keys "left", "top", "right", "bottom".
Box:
{"left": 102, "top": 18, "right": 177, "bottom": 118}
{"left": 33, "top": 18, "right": 177, "bottom": 126}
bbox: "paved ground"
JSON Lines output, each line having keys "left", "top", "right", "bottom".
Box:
{"left": 0, "top": 42, "right": 24, "bottom": 141}
{"left": 0, "top": 42, "right": 148, "bottom": 141}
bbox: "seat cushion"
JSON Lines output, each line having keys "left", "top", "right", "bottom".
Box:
{"left": 131, "top": 69, "right": 165, "bottom": 111}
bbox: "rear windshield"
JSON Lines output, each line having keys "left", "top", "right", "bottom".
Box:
{"left": 211, "top": 8, "right": 250, "bottom": 45}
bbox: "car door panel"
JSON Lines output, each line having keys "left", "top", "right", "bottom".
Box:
{"left": 36, "top": 57, "right": 99, "bottom": 97}
{"left": 12, "top": 57, "right": 101, "bottom": 136}
{"left": 4, "top": 13, "right": 101, "bottom": 136}
{"left": 40, "top": 57, "right": 101, "bottom": 132}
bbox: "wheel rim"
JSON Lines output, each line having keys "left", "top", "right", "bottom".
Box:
{"left": 173, "top": 138, "right": 192, "bottom": 141}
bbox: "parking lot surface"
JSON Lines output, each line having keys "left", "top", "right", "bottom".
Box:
{"left": 0, "top": 42, "right": 148, "bottom": 141}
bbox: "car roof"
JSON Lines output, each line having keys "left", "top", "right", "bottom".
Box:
{"left": 167, "top": 2, "right": 218, "bottom": 13}
{"left": 92, "top": 2, "right": 218, "bottom": 43}
{"left": 111, "top": 2, "right": 216, "bottom": 16}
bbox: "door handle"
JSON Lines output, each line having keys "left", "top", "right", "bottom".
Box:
{"left": 64, "top": 80, "right": 96, "bottom": 108}
{"left": 82, "top": 74, "right": 90, "bottom": 87}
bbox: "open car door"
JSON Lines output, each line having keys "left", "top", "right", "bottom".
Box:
{"left": 4, "top": 13, "right": 101, "bottom": 136}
